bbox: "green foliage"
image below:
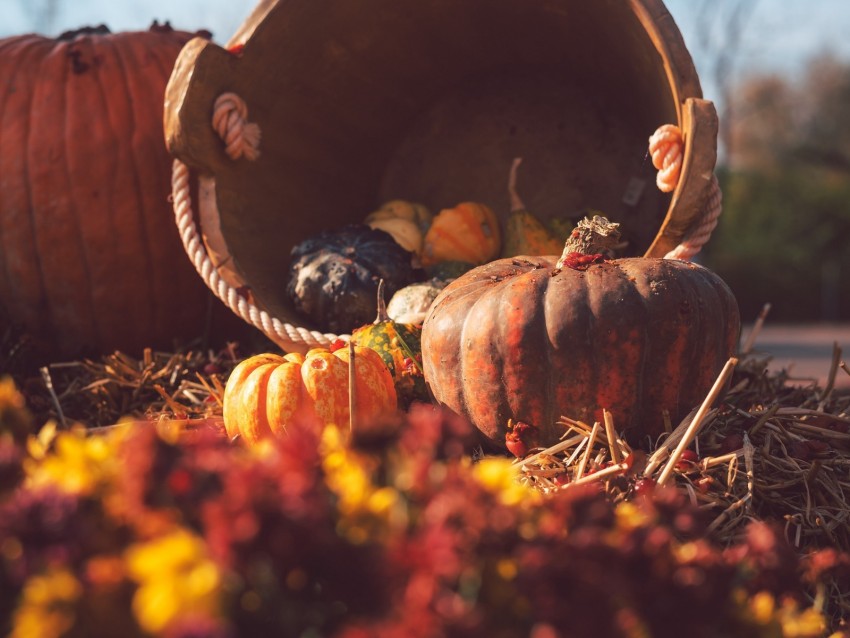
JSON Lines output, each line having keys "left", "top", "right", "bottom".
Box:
{"left": 702, "top": 56, "right": 850, "bottom": 322}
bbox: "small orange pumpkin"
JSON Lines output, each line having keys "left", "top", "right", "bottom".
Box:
{"left": 223, "top": 346, "right": 398, "bottom": 444}
{"left": 421, "top": 202, "right": 501, "bottom": 266}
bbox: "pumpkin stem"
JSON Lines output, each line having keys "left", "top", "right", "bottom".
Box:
{"left": 58, "top": 25, "right": 111, "bottom": 40}
{"left": 508, "top": 157, "right": 526, "bottom": 213}
{"left": 374, "top": 279, "right": 391, "bottom": 324}
{"left": 556, "top": 215, "right": 622, "bottom": 269}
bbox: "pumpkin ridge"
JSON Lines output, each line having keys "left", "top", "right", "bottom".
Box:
{"left": 615, "top": 260, "right": 659, "bottom": 429}
{"left": 66, "top": 35, "right": 126, "bottom": 348}
{"left": 115, "top": 33, "right": 185, "bottom": 343}
{"left": 690, "top": 262, "right": 736, "bottom": 393}
{"left": 0, "top": 39, "right": 49, "bottom": 334}
{"left": 499, "top": 267, "right": 551, "bottom": 436}
{"left": 679, "top": 262, "right": 714, "bottom": 407}
{"left": 648, "top": 260, "right": 690, "bottom": 429}
{"left": 103, "top": 35, "right": 159, "bottom": 341}
{"left": 47, "top": 39, "right": 100, "bottom": 345}
{"left": 246, "top": 362, "right": 279, "bottom": 442}
{"left": 422, "top": 275, "right": 486, "bottom": 421}
{"left": 599, "top": 260, "right": 651, "bottom": 430}
{"left": 458, "top": 278, "right": 512, "bottom": 440}
{"left": 544, "top": 259, "right": 594, "bottom": 429}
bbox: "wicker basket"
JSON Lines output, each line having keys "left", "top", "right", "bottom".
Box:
{"left": 164, "top": 0, "right": 718, "bottom": 353}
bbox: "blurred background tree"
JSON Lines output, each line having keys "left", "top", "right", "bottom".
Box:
{"left": 702, "top": 53, "right": 850, "bottom": 323}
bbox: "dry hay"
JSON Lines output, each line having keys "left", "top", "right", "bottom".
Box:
{"left": 18, "top": 344, "right": 235, "bottom": 437}
{"left": 7, "top": 314, "right": 850, "bottom": 619}
{"left": 517, "top": 334, "right": 850, "bottom": 619}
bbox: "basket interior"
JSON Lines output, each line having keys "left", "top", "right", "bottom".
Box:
{"left": 210, "top": 0, "right": 689, "bottom": 331}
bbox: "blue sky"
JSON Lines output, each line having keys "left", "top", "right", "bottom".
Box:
{"left": 3, "top": 0, "right": 850, "bottom": 107}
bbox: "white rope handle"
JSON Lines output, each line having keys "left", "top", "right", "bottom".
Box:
{"left": 172, "top": 159, "right": 342, "bottom": 351}
{"left": 649, "top": 124, "right": 723, "bottom": 261}
{"left": 171, "top": 91, "right": 341, "bottom": 352}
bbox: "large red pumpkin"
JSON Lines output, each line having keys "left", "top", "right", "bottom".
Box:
{"left": 0, "top": 23, "right": 231, "bottom": 358}
{"left": 421, "top": 217, "right": 740, "bottom": 449}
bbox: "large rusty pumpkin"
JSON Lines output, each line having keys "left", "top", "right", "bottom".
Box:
{"left": 421, "top": 216, "right": 740, "bottom": 449}
{"left": 0, "top": 23, "right": 232, "bottom": 358}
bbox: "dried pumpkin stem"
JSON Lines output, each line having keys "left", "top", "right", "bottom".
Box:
{"left": 657, "top": 357, "right": 739, "bottom": 486}
{"left": 556, "top": 215, "right": 621, "bottom": 267}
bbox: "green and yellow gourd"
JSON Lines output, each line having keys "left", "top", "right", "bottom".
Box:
{"left": 500, "top": 157, "right": 564, "bottom": 258}
{"left": 352, "top": 280, "right": 428, "bottom": 407}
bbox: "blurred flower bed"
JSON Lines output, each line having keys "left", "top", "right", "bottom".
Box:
{"left": 1, "top": 373, "right": 849, "bottom": 638}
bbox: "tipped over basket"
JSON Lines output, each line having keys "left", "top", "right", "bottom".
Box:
{"left": 164, "top": 0, "right": 719, "bottom": 353}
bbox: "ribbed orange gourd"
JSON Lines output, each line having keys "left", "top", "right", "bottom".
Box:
{"left": 421, "top": 202, "right": 501, "bottom": 266}
{"left": 0, "top": 23, "right": 220, "bottom": 357}
{"left": 223, "top": 346, "right": 398, "bottom": 445}
{"left": 421, "top": 216, "right": 740, "bottom": 450}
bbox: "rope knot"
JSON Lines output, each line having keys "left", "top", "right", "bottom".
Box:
{"left": 212, "top": 92, "right": 261, "bottom": 161}
{"left": 648, "top": 124, "right": 683, "bottom": 193}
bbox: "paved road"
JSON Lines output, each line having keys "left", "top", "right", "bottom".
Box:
{"left": 740, "top": 323, "right": 850, "bottom": 390}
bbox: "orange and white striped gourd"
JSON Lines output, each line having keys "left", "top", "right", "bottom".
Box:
{"left": 223, "top": 347, "right": 397, "bottom": 444}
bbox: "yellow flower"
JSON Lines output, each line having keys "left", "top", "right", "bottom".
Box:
{"left": 0, "top": 376, "right": 26, "bottom": 411}
{"left": 26, "top": 421, "right": 58, "bottom": 460}
{"left": 125, "top": 527, "right": 222, "bottom": 634}
{"left": 741, "top": 591, "right": 827, "bottom": 638}
{"left": 24, "top": 426, "right": 127, "bottom": 496}
{"left": 749, "top": 591, "right": 777, "bottom": 624}
{"left": 471, "top": 458, "right": 539, "bottom": 507}
{"left": 0, "top": 376, "right": 33, "bottom": 441}
{"left": 320, "top": 426, "right": 406, "bottom": 541}
{"left": 11, "top": 568, "right": 81, "bottom": 638}
{"left": 775, "top": 598, "right": 826, "bottom": 638}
